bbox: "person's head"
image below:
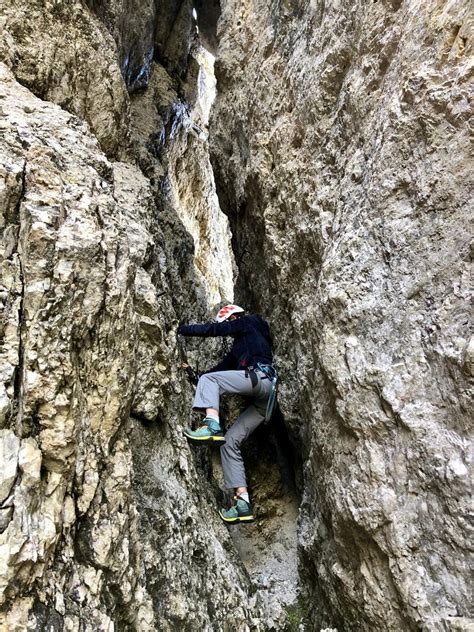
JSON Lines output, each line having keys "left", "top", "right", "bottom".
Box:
{"left": 215, "top": 304, "right": 245, "bottom": 323}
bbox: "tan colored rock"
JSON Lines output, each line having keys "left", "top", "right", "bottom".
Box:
{"left": 0, "top": 430, "right": 19, "bottom": 504}
{"left": 0, "top": 0, "right": 130, "bottom": 158}
{"left": 130, "top": 56, "right": 235, "bottom": 309}
{"left": 0, "top": 2, "right": 269, "bottom": 623}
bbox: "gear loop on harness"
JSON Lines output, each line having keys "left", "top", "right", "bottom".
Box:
{"left": 256, "top": 362, "right": 279, "bottom": 423}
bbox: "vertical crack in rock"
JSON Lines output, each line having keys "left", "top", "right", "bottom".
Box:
{"left": 11, "top": 161, "right": 27, "bottom": 436}
{"left": 176, "top": 8, "right": 303, "bottom": 625}
{"left": 13, "top": 255, "right": 25, "bottom": 434}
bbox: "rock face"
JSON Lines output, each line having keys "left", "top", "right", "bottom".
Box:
{"left": 0, "top": 0, "right": 472, "bottom": 630}
{"left": 0, "top": 60, "right": 255, "bottom": 629}
{"left": 0, "top": 3, "right": 264, "bottom": 630}
{"left": 211, "top": 1, "right": 472, "bottom": 630}
{"left": 1, "top": 0, "right": 130, "bottom": 158}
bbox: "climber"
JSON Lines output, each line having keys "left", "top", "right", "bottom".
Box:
{"left": 178, "top": 305, "right": 275, "bottom": 524}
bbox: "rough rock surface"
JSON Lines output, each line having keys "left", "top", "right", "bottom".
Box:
{"left": 211, "top": 1, "right": 473, "bottom": 630}
{"left": 0, "top": 0, "right": 130, "bottom": 158}
{"left": 1, "top": 0, "right": 472, "bottom": 630}
{"left": 0, "top": 2, "right": 275, "bottom": 629}
{"left": 0, "top": 60, "right": 263, "bottom": 630}
{"left": 86, "top": 0, "right": 157, "bottom": 92}
{"left": 87, "top": 0, "right": 195, "bottom": 89}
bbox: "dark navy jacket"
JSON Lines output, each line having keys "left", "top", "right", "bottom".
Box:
{"left": 178, "top": 314, "right": 273, "bottom": 373}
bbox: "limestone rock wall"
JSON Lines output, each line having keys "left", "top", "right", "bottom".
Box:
{"left": 211, "top": 1, "right": 472, "bottom": 630}
{"left": 0, "top": 2, "right": 261, "bottom": 630}
{"left": 1, "top": 0, "right": 472, "bottom": 629}
{"left": 1, "top": 0, "right": 130, "bottom": 158}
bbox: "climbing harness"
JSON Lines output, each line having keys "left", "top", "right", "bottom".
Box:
{"left": 245, "top": 363, "right": 279, "bottom": 423}
{"left": 256, "top": 363, "right": 279, "bottom": 423}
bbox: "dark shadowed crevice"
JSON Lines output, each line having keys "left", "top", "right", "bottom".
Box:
{"left": 85, "top": 0, "right": 157, "bottom": 91}
{"left": 194, "top": 0, "right": 221, "bottom": 55}
{"left": 188, "top": 5, "right": 304, "bottom": 621}
{"left": 86, "top": 0, "right": 198, "bottom": 91}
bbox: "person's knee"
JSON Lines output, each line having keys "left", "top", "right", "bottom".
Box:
{"left": 197, "top": 373, "right": 210, "bottom": 385}
{"left": 221, "top": 436, "right": 240, "bottom": 455}
{"left": 198, "top": 372, "right": 221, "bottom": 387}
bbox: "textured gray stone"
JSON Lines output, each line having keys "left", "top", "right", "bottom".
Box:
{"left": 0, "top": 430, "right": 19, "bottom": 505}
{"left": 0, "top": 0, "right": 130, "bottom": 158}
{"left": 211, "top": 0, "right": 473, "bottom": 630}
{"left": 86, "top": 0, "right": 157, "bottom": 91}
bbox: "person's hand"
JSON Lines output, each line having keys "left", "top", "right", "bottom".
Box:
{"left": 180, "top": 363, "right": 199, "bottom": 386}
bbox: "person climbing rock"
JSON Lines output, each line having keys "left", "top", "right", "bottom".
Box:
{"left": 178, "top": 304, "right": 275, "bottom": 524}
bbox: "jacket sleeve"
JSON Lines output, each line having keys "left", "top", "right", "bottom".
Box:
{"left": 203, "top": 352, "right": 237, "bottom": 374}
{"left": 178, "top": 318, "right": 250, "bottom": 337}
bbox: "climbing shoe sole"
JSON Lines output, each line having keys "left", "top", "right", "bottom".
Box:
{"left": 219, "top": 510, "right": 255, "bottom": 524}
{"left": 183, "top": 431, "right": 225, "bottom": 444}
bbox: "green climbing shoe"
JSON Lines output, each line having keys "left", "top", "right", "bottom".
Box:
{"left": 219, "top": 497, "right": 254, "bottom": 524}
{"left": 183, "top": 417, "right": 225, "bottom": 444}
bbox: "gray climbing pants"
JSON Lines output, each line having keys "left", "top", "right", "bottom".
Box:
{"left": 193, "top": 370, "right": 272, "bottom": 489}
